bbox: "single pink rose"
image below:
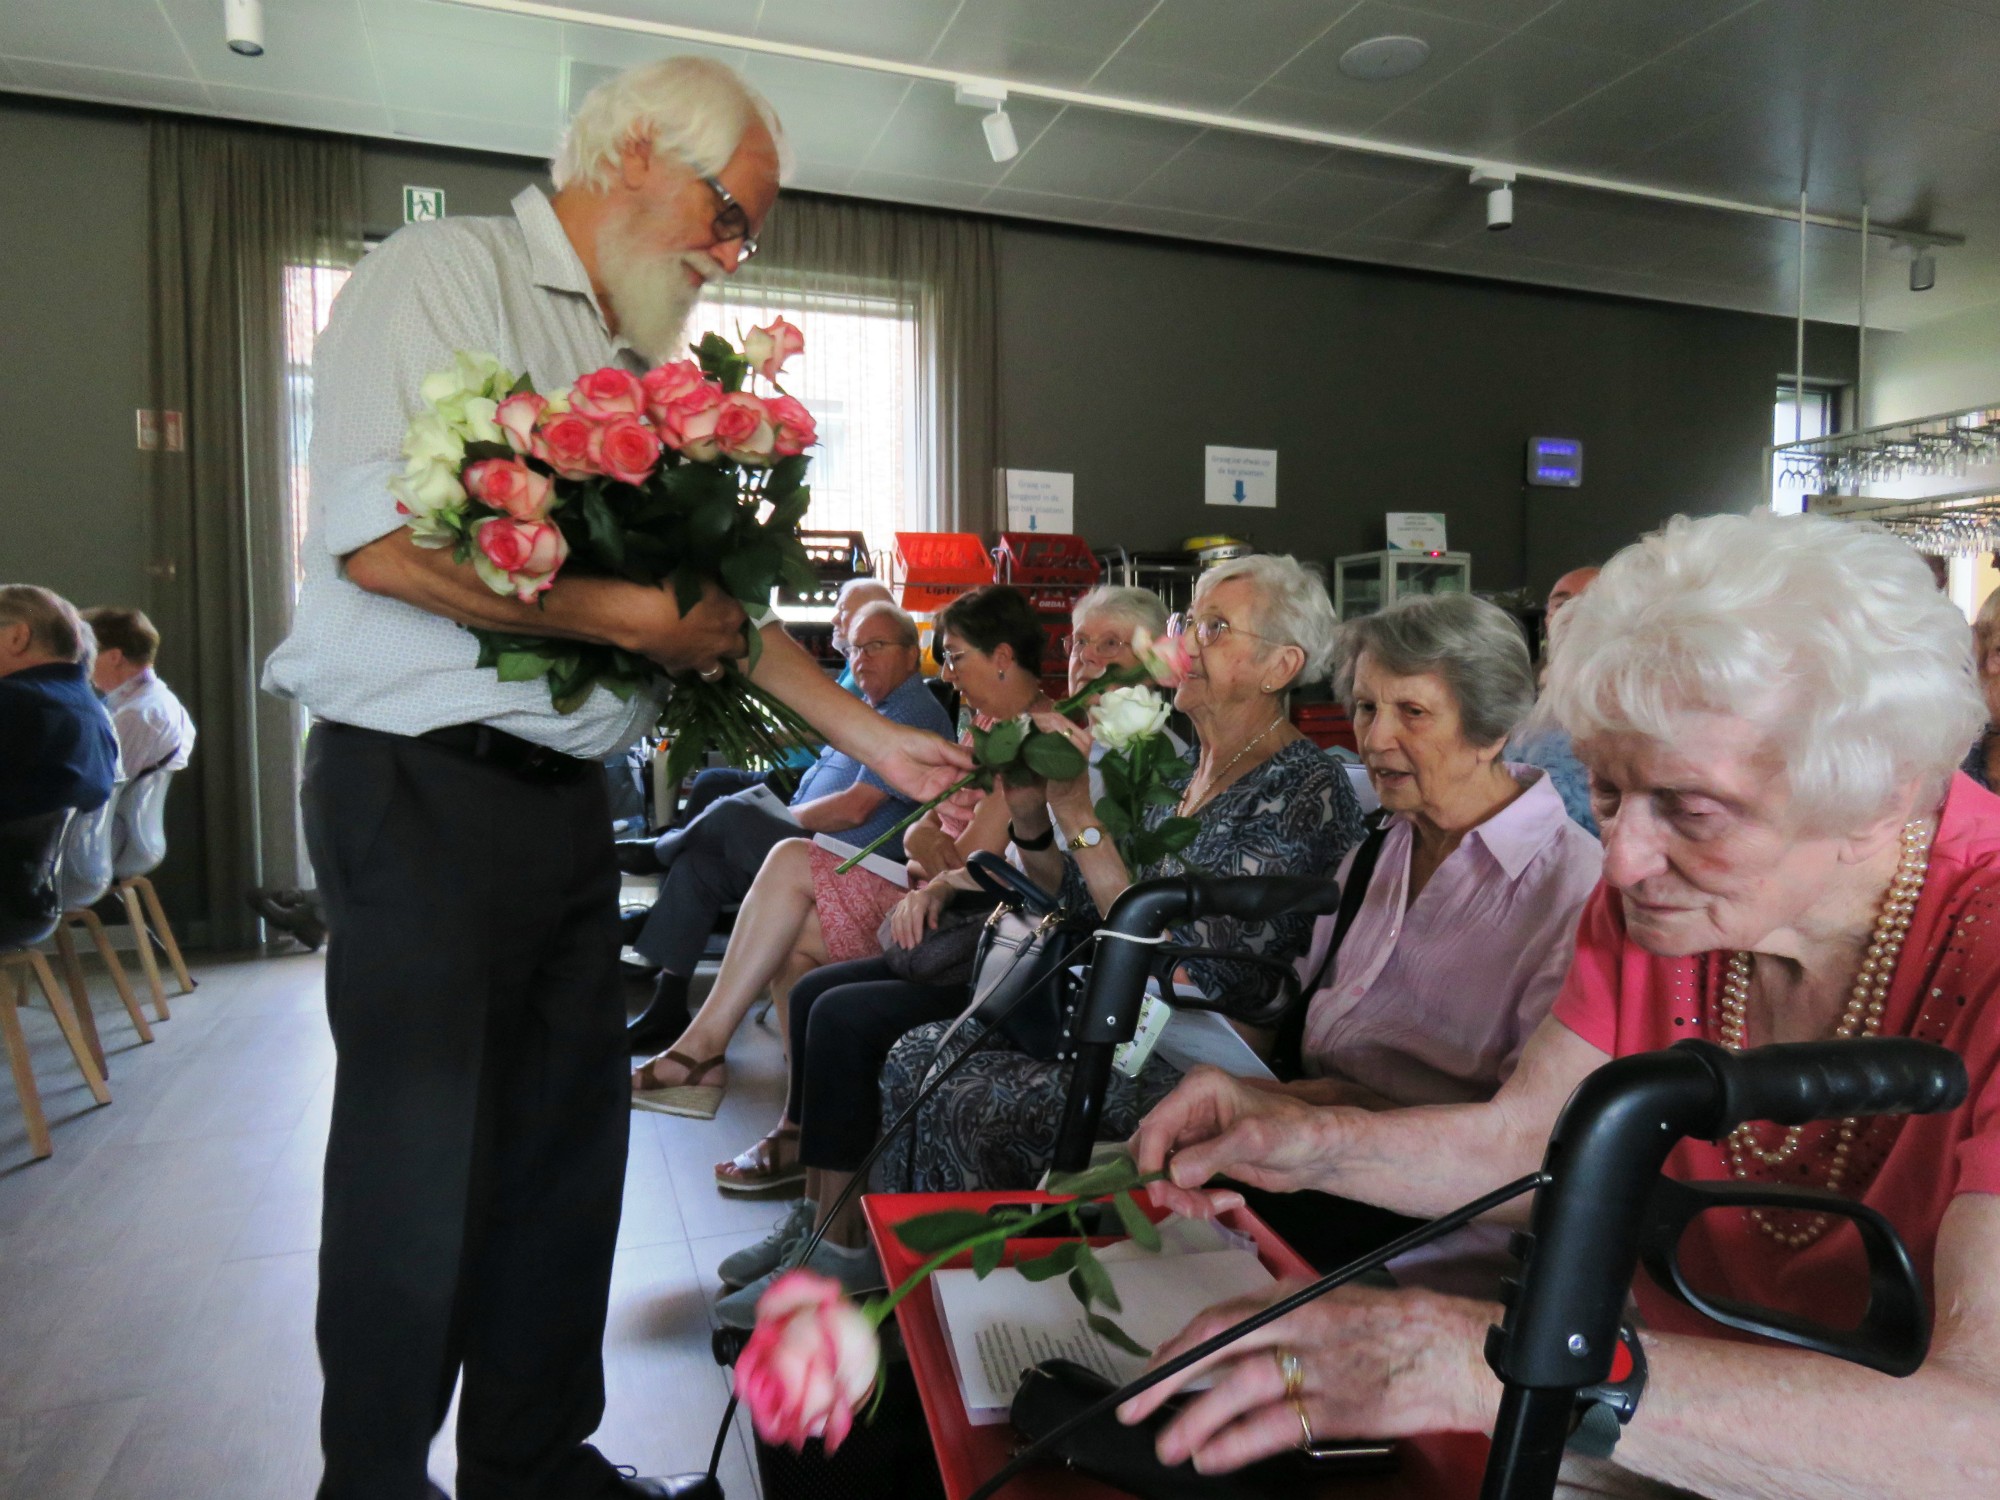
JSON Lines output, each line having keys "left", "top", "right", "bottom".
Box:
{"left": 494, "top": 392, "right": 547, "bottom": 454}
{"left": 566, "top": 366, "right": 646, "bottom": 419}
{"left": 534, "top": 411, "right": 598, "bottom": 481}
{"left": 472, "top": 516, "right": 569, "bottom": 602}
{"left": 742, "top": 317, "right": 805, "bottom": 384}
{"left": 765, "top": 394, "right": 818, "bottom": 458}
{"left": 732, "top": 1271, "right": 879, "bottom": 1455}
{"left": 462, "top": 457, "right": 554, "bottom": 521}
{"left": 589, "top": 414, "right": 664, "bottom": 487}
{"left": 714, "top": 391, "right": 776, "bottom": 467}
{"left": 1131, "top": 628, "right": 1194, "bottom": 689}
{"left": 640, "top": 360, "right": 707, "bottom": 426}
{"left": 657, "top": 380, "right": 725, "bottom": 462}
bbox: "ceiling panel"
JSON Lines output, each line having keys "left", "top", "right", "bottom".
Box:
{"left": 559, "top": 24, "right": 744, "bottom": 73}
{"left": 1375, "top": 33, "right": 1642, "bottom": 148}
{"left": 213, "top": 83, "right": 394, "bottom": 137}
{"left": 373, "top": 30, "right": 562, "bottom": 122}
{"left": 0, "top": 0, "right": 200, "bottom": 78}
{"left": 1519, "top": 0, "right": 1760, "bottom": 57}
{"left": 1503, "top": 62, "right": 1748, "bottom": 174}
{"left": 1097, "top": 201, "right": 1234, "bottom": 240}
{"left": 390, "top": 103, "right": 559, "bottom": 157}
{"left": 1257, "top": 3, "right": 1514, "bottom": 130}
{"left": 162, "top": 0, "right": 383, "bottom": 103}
{"left": 860, "top": 80, "right": 1063, "bottom": 187}
{"left": 752, "top": 0, "right": 959, "bottom": 66}
{"left": 979, "top": 184, "right": 1113, "bottom": 226}
{"left": 361, "top": 0, "right": 560, "bottom": 52}
{"left": 1111, "top": 0, "right": 1346, "bottom": 86}
{"left": 1123, "top": 129, "right": 1328, "bottom": 217}
{"left": 5, "top": 57, "right": 213, "bottom": 112}
{"left": 928, "top": 0, "right": 1155, "bottom": 89}
{"left": 1249, "top": 165, "right": 1432, "bottom": 232}
{"left": 997, "top": 108, "right": 1204, "bottom": 200}
{"left": 733, "top": 55, "right": 909, "bottom": 170}
{"left": 845, "top": 168, "right": 992, "bottom": 211}
{"left": 1085, "top": 56, "right": 1268, "bottom": 113}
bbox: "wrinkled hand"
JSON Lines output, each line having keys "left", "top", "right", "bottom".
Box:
{"left": 1116, "top": 1280, "right": 1496, "bottom": 1473}
{"left": 902, "top": 820, "right": 964, "bottom": 883}
{"left": 1128, "top": 1066, "right": 1347, "bottom": 1218}
{"left": 634, "top": 579, "right": 748, "bottom": 674}
{"left": 874, "top": 726, "right": 975, "bottom": 805}
{"left": 888, "top": 880, "right": 957, "bottom": 950}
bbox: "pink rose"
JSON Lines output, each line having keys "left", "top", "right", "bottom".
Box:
{"left": 733, "top": 1271, "right": 879, "bottom": 1455}
{"left": 714, "top": 391, "right": 777, "bottom": 467}
{"left": 566, "top": 366, "right": 646, "bottom": 419}
{"left": 471, "top": 516, "right": 568, "bottom": 602}
{"left": 765, "top": 394, "right": 818, "bottom": 458}
{"left": 534, "top": 411, "right": 598, "bottom": 481}
{"left": 742, "top": 318, "right": 805, "bottom": 384}
{"left": 640, "top": 360, "right": 707, "bottom": 425}
{"left": 657, "top": 380, "right": 725, "bottom": 462}
{"left": 494, "top": 392, "right": 547, "bottom": 454}
{"left": 1131, "top": 627, "right": 1194, "bottom": 689}
{"left": 462, "top": 457, "right": 554, "bottom": 521}
{"left": 589, "top": 414, "right": 664, "bottom": 487}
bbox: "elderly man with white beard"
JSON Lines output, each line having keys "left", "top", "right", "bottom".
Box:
{"left": 262, "top": 57, "right": 967, "bottom": 1500}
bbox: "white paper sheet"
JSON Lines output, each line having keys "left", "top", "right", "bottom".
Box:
{"left": 810, "top": 833, "right": 910, "bottom": 888}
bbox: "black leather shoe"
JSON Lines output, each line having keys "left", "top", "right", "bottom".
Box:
{"left": 627, "top": 972, "right": 691, "bottom": 1055}
{"left": 604, "top": 1474, "right": 722, "bottom": 1499}
{"left": 614, "top": 838, "right": 664, "bottom": 875}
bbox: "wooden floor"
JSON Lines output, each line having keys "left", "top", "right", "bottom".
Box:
{"left": 0, "top": 946, "right": 793, "bottom": 1499}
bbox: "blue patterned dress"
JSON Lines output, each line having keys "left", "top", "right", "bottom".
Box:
{"left": 874, "top": 737, "right": 1365, "bottom": 1194}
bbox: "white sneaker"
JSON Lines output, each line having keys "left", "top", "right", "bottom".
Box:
{"left": 715, "top": 1199, "right": 816, "bottom": 1290}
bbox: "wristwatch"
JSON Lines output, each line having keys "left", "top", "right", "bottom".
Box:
{"left": 1067, "top": 825, "right": 1104, "bottom": 852}
{"left": 1009, "top": 819, "right": 1055, "bottom": 852}
{"left": 1567, "top": 1322, "right": 1647, "bottom": 1459}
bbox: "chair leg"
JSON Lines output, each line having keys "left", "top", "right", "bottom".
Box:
{"left": 73, "top": 911, "right": 153, "bottom": 1044}
{"left": 1, "top": 966, "right": 52, "bottom": 1160}
{"left": 50, "top": 924, "right": 107, "bottom": 1077}
{"left": 133, "top": 877, "right": 195, "bottom": 996}
{"left": 27, "top": 951, "right": 110, "bottom": 1106}
{"left": 118, "top": 883, "right": 170, "bottom": 1022}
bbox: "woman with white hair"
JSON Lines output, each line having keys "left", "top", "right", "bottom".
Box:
{"left": 1124, "top": 512, "right": 2000, "bottom": 1498}
{"left": 872, "top": 554, "right": 1367, "bottom": 1199}
{"left": 1960, "top": 585, "right": 2000, "bottom": 789}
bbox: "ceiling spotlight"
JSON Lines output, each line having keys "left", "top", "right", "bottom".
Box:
{"left": 954, "top": 79, "right": 1017, "bottom": 163}
{"left": 224, "top": 0, "right": 264, "bottom": 56}
{"left": 1338, "top": 35, "right": 1432, "bottom": 81}
{"left": 1470, "top": 166, "right": 1515, "bottom": 231}
{"left": 1910, "top": 248, "right": 1937, "bottom": 292}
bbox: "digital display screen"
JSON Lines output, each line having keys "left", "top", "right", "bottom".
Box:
{"left": 1527, "top": 436, "right": 1583, "bottom": 487}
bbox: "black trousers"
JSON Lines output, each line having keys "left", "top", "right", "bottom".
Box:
{"left": 304, "top": 723, "right": 627, "bottom": 1500}
{"left": 787, "top": 956, "right": 969, "bottom": 1172}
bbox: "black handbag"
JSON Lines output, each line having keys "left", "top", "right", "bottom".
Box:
{"left": 877, "top": 888, "right": 1001, "bottom": 986}
{"left": 962, "top": 853, "right": 1092, "bottom": 1059}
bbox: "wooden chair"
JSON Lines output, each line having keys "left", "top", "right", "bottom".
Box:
{"left": 1, "top": 810, "right": 112, "bottom": 1160}
{"left": 49, "top": 785, "right": 153, "bottom": 1075}
{"left": 108, "top": 769, "right": 194, "bottom": 1020}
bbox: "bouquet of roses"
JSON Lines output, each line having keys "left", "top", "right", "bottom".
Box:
{"left": 388, "top": 321, "right": 825, "bottom": 786}
{"left": 734, "top": 1155, "right": 1164, "bottom": 1453}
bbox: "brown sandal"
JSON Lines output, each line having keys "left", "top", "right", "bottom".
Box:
{"left": 631, "top": 1050, "right": 727, "bottom": 1120}
{"left": 715, "top": 1125, "right": 804, "bottom": 1195}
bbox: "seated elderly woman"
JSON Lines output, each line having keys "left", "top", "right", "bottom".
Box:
{"left": 629, "top": 585, "right": 1052, "bottom": 1123}
{"left": 1125, "top": 512, "right": 2000, "bottom": 1499}
{"left": 876, "top": 553, "right": 1366, "bottom": 1199}
{"left": 708, "top": 585, "right": 1173, "bottom": 1313}
{"left": 1961, "top": 584, "right": 2000, "bottom": 790}
{"left": 1250, "top": 592, "right": 1602, "bottom": 1287}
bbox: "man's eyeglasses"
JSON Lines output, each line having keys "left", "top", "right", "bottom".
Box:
{"left": 1167, "top": 612, "right": 1269, "bottom": 649}
{"left": 701, "top": 176, "right": 759, "bottom": 262}
{"left": 1068, "top": 633, "right": 1131, "bottom": 657}
{"left": 846, "top": 640, "right": 905, "bottom": 660}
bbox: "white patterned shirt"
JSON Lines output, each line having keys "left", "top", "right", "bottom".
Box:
{"left": 262, "top": 188, "right": 662, "bottom": 757}
{"left": 101, "top": 668, "right": 196, "bottom": 775}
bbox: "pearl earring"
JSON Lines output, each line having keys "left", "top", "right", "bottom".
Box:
{"left": 997, "top": 668, "right": 1006, "bottom": 680}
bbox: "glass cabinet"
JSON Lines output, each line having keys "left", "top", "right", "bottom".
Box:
{"left": 1333, "top": 551, "right": 1472, "bottom": 620}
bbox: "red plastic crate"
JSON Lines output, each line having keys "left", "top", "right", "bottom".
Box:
{"left": 891, "top": 531, "right": 995, "bottom": 612}
{"left": 1293, "top": 701, "right": 1357, "bottom": 752}
{"left": 996, "top": 532, "right": 1102, "bottom": 618}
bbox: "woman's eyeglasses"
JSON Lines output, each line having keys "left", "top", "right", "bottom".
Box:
{"left": 1068, "top": 633, "right": 1131, "bottom": 657}
{"left": 936, "top": 644, "right": 975, "bottom": 673}
{"left": 1167, "top": 612, "right": 1269, "bottom": 649}
{"left": 701, "top": 176, "right": 760, "bottom": 261}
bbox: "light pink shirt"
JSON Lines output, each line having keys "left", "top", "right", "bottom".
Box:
{"left": 1297, "top": 766, "right": 1602, "bottom": 1105}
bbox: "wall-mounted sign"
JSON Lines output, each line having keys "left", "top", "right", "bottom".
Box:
{"left": 403, "top": 185, "right": 446, "bottom": 223}
{"left": 1003, "top": 469, "right": 1074, "bottom": 533}
{"left": 1526, "top": 436, "right": 1583, "bottom": 487}
{"left": 1204, "top": 446, "right": 1277, "bottom": 509}
{"left": 1387, "top": 512, "right": 1448, "bottom": 552}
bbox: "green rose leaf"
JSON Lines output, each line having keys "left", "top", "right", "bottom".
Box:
{"left": 742, "top": 619, "right": 764, "bottom": 674}
{"left": 1073, "top": 1244, "right": 1121, "bottom": 1313}
{"left": 976, "top": 718, "right": 1027, "bottom": 767}
{"left": 670, "top": 567, "right": 705, "bottom": 617}
{"left": 764, "top": 454, "right": 810, "bottom": 501}
{"left": 1045, "top": 1154, "right": 1144, "bottom": 1199}
{"left": 688, "top": 495, "right": 738, "bottom": 549}
{"left": 494, "top": 650, "right": 553, "bottom": 683}
{"left": 1112, "top": 1190, "right": 1163, "bottom": 1252}
{"left": 971, "top": 1235, "right": 1005, "bottom": 1279}
{"left": 893, "top": 1209, "right": 994, "bottom": 1254}
{"left": 1021, "top": 731, "right": 1087, "bottom": 781}
{"left": 767, "top": 487, "right": 812, "bottom": 534}
{"left": 1014, "top": 1241, "right": 1082, "bottom": 1282}
{"left": 1087, "top": 1312, "right": 1151, "bottom": 1359}
{"left": 1096, "top": 800, "right": 1133, "bottom": 838}
{"left": 720, "top": 546, "right": 780, "bottom": 607}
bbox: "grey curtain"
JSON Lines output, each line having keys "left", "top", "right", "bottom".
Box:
{"left": 146, "top": 119, "right": 361, "bottom": 949}
{"left": 706, "top": 191, "right": 1002, "bottom": 534}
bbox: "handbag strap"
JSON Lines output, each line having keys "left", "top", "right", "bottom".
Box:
{"left": 1269, "top": 817, "right": 1391, "bottom": 1080}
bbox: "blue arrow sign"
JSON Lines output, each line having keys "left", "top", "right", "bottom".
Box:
{"left": 1232, "top": 480, "right": 1247, "bottom": 503}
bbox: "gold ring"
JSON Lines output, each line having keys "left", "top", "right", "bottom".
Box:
{"left": 698, "top": 665, "right": 724, "bottom": 682}
{"left": 1290, "top": 1395, "right": 1313, "bottom": 1451}
{"left": 1273, "top": 1347, "right": 1305, "bottom": 1400}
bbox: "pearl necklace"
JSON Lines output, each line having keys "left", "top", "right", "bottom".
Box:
{"left": 1717, "top": 819, "right": 1931, "bottom": 1249}
{"left": 1178, "top": 714, "right": 1286, "bottom": 819}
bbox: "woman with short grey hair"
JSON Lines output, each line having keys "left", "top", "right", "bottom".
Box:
{"left": 1198, "top": 554, "right": 1340, "bottom": 686}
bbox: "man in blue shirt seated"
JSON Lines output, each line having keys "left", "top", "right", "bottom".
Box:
{"left": 621, "top": 601, "right": 950, "bottom": 1052}
{"left": 0, "top": 585, "right": 120, "bottom": 824}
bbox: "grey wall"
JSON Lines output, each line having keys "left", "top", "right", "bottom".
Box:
{"left": 997, "top": 224, "right": 1857, "bottom": 597}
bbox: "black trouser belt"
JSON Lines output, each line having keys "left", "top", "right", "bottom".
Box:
{"left": 414, "top": 722, "right": 596, "bottom": 783}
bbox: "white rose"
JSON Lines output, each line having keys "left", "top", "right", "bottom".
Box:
{"left": 453, "top": 394, "right": 503, "bottom": 445}
{"left": 403, "top": 411, "right": 465, "bottom": 468}
{"left": 1089, "top": 685, "right": 1171, "bottom": 752}
{"left": 389, "top": 455, "right": 466, "bottom": 545}
{"left": 420, "top": 350, "right": 507, "bottom": 406}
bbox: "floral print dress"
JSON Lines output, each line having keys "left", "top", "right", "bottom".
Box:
{"left": 874, "top": 737, "right": 1364, "bottom": 1194}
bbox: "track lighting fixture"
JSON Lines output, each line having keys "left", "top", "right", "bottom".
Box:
{"left": 1910, "top": 249, "right": 1937, "bottom": 293}
{"left": 1470, "top": 167, "right": 1515, "bottom": 231}
{"left": 954, "top": 80, "right": 1017, "bottom": 163}
{"left": 224, "top": 0, "right": 264, "bottom": 56}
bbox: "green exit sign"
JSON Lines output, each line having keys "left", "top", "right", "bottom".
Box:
{"left": 403, "top": 185, "right": 446, "bottom": 223}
